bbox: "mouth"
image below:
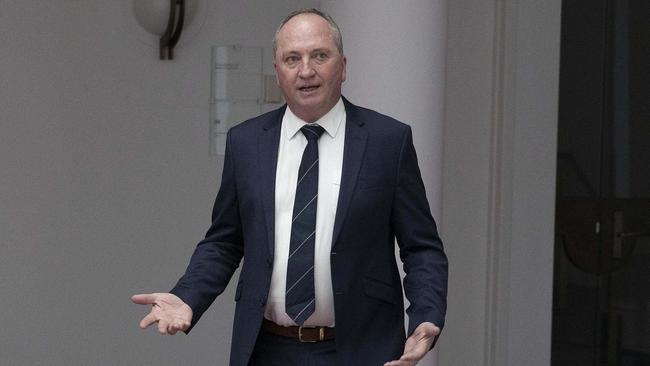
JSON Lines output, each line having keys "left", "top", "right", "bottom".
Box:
{"left": 298, "top": 85, "right": 320, "bottom": 93}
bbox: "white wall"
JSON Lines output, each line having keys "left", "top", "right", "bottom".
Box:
{"left": 438, "top": 1, "right": 561, "bottom": 365}
{"left": 505, "top": 1, "right": 560, "bottom": 363}
{"left": 438, "top": 0, "right": 495, "bottom": 362}
{"left": 0, "top": 1, "right": 315, "bottom": 365}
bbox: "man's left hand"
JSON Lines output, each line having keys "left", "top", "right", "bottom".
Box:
{"left": 384, "top": 322, "right": 440, "bottom": 366}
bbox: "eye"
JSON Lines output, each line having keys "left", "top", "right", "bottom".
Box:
{"left": 285, "top": 55, "right": 299, "bottom": 66}
{"left": 314, "top": 52, "right": 328, "bottom": 61}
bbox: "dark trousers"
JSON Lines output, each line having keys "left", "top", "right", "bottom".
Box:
{"left": 248, "top": 329, "right": 340, "bottom": 366}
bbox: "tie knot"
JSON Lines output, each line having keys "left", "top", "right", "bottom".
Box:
{"left": 300, "top": 125, "right": 325, "bottom": 141}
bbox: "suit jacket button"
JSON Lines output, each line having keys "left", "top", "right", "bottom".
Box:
{"left": 259, "top": 297, "right": 266, "bottom": 307}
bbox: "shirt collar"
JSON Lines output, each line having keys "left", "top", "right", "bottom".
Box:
{"left": 284, "top": 98, "right": 345, "bottom": 140}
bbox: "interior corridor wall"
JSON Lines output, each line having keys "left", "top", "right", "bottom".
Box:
{"left": 0, "top": 1, "right": 316, "bottom": 365}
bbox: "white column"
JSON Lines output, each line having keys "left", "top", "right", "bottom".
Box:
{"left": 321, "top": 2, "right": 447, "bottom": 365}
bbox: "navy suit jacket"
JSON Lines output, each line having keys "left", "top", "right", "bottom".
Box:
{"left": 171, "top": 97, "right": 447, "bottom": 366}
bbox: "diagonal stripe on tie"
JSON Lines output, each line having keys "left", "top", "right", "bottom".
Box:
{"left": 296, "top": 159, "right": 319, "bottom": 186}
{"left": 294, "top": 298, "right": 316, "bottom": 321}
{"left": 286, "top": 265, "right": 314, "bottom": 294}
{"left": 289, "top": 231, "right": 316, "bottom": 259}
{"left": 292, "top": 194, "right": 318, "bottom": 223}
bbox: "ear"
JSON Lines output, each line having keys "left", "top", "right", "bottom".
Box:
{"left": 342, "top": 56, "right": 347, "bottom": 82}
{"left": 273, "top": 62, "right": 279, "bottom": 85}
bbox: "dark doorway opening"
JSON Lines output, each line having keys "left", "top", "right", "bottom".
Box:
{"left": 552, "top": 0, "right": 650, "bottom": 365}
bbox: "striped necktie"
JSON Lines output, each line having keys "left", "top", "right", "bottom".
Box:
{"left": 285, "top": 124, "right": 325, "bottom": 325}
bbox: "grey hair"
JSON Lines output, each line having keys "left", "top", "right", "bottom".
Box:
{"left": 272, "top": 8, "right": 344, "bottom": 57}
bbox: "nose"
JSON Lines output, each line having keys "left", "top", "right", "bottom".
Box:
{"left": 298, "top": 59, "right": 316, "bottom": 78}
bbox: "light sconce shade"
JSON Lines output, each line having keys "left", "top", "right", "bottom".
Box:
{"left": 133, "top": 0, "right": 196, "bottom": 60}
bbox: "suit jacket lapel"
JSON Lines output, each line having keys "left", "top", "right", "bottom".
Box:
{"left": 332, "top": 99, "right": 368, "bottom": 249}
{"left": 258, "top": 106, "right": 285, "bottom": 261}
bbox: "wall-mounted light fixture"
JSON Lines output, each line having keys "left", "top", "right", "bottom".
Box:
{"left": 133, "top": 0, "right": 194, "bottom": 60}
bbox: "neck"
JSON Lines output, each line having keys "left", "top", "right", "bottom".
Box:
{"left": 290, "top": 98, "right": 341, "bottom": 124}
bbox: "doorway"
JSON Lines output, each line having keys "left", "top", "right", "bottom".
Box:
{"left": 552, "top": 0, "right": 650, "bottom": 365}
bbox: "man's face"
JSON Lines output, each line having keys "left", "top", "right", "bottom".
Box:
{"left": 274, "top": 14, "right": 347, "bottom": 123}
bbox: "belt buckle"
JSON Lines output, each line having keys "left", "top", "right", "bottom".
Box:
{"left": 298, "top": 326, "right": 324, "bottom": 343}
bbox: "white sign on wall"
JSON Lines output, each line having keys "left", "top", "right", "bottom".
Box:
{"left": 209, "top": 45, "right": 283, "bottom": 156}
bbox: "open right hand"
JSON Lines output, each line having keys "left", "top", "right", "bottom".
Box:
{"left": 131, "top": 293, "right": 192, "bottom": 335}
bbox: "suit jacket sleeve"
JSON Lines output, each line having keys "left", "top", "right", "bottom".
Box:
{"left": 170, "top": 130, "right": 244, "bottom": 331}
{"left": 391, "top": 126, "right": 448, "bottom": 336}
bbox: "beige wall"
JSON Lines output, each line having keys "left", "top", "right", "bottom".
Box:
{"left": 439, "top": 1, "right": 561, "bottom": 365}
{"left": 0, "top": 1, "right": 315, "bottom": 364}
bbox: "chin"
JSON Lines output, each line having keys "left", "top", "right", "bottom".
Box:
{"left": 295, "top": 100, "right": 322, "bottom": 111}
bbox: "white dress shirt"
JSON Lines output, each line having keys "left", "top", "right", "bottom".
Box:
{"left": 264, "top": 98, "right": 346, "bottom": 327}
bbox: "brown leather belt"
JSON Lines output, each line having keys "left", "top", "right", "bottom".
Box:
{"left": 262, "top": 319, "right": 336, "bottom": 342}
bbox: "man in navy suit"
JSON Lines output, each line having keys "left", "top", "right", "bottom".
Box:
{"left": 133, "top": 9, "right": 447, "bottom": 366}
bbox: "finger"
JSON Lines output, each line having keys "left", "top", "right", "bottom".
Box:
{"left": 384, "top": 361, "right": 413, "bottom": 366}
{"left": 139, "top": 312, "right": 159, "bottom": 329}
{"left": 170, "top": 319, "right": 189, "bottom": 334}
{"left": 131, "top": 293, "right": 157, "bottom": 305}
{"left": 400, "top": 344, "right": 426, "bottom": 359}
{"left": 158, "top": 319, "right": 169, "bottom": 335}
{"left": 400, "top": 342, "right": 431, "bottom": 361}
{"left": 385, "top": 360, "right": 411, "bottom": 366}
{"left": 176, "top": 320, "right": 190, "bottom": 332}
{"left": 400, "top": 351, "right": 422, "bottom": 361}
{"left": 168, "top": 324, "right": 178, "bottom": 335}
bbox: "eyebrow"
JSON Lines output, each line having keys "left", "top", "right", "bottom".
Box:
{"left": 282, "top": 47, "right": 332, "bottom": 56}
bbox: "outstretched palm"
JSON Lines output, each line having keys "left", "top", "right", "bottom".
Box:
{"left": 384, "top": 322, "right": 440, "bottom": 366}
{"left": 131, "top": 293, "right": 192, "bottom": 335}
